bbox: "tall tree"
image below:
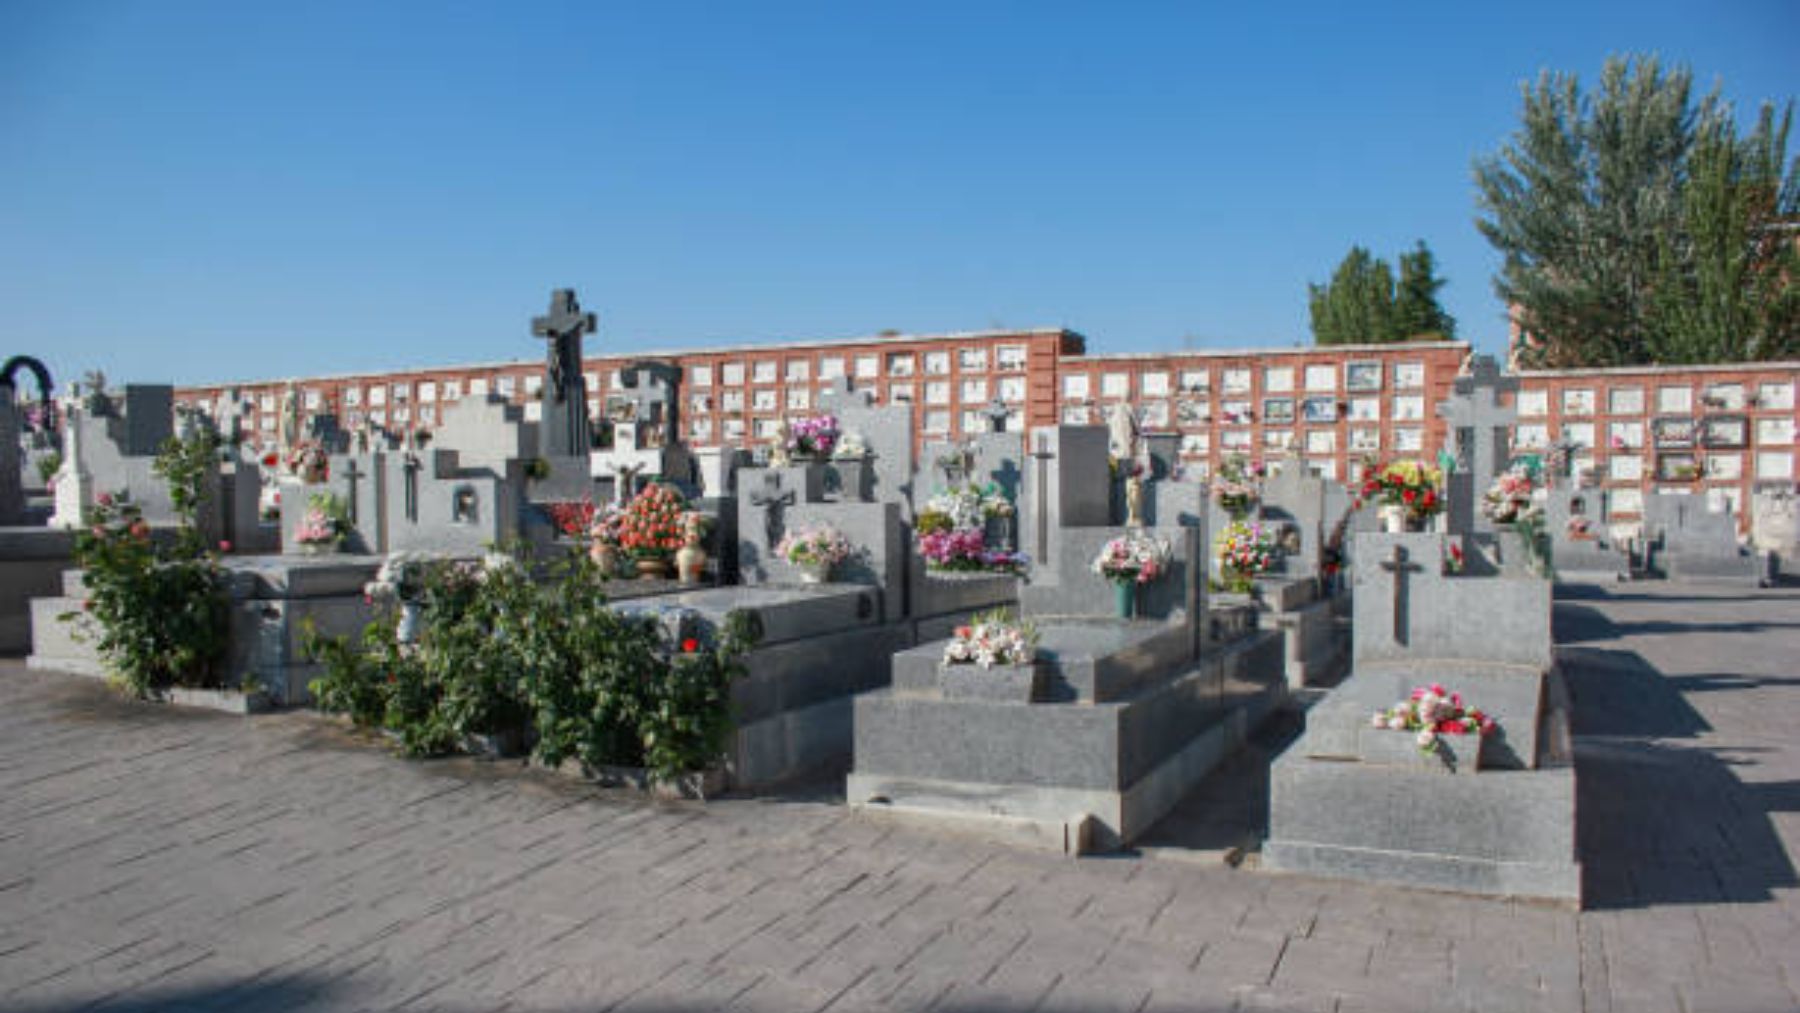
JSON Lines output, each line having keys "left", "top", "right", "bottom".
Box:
{"left": 1475, "top": 54, "right": 1799, "bottom": 367}
{"left": 1393, "top": 241, "right": 1458, "bottom": 340}
{"left": 1308, "top": 242, "right": 1454, "bottom": 344}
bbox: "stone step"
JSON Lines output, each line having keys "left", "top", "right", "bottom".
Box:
{"left": 28, "top": 596, "right": 104, "bottom": 673}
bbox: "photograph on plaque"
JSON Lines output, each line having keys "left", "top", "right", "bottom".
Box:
{"left": 1175, "top": 399, "right": 1209, "bottom": 424}
{"left": 1655, "top": 452, "right": 1700, "bottom": 481}
{"left": 1302, "top": 397, "right": 1339, "bottom": 423}
{"left": 1262, "top": 397, "right": 1295, "bottom": 424}
{"left": 606, "top": 395, "right": 637, "bottom": 422}
{"left": 1652, "top": 417, "right": 1695, "bottom": 448}
{"left": 1700, "top": 415, "right": 1748, "bottom": 449}
{"left": 1345, "top": 361, "right": 1382, "bottom": 391}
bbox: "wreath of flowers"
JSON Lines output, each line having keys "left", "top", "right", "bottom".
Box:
{"left": 1371, "top": 683, "right": 1497, "bottom": 754}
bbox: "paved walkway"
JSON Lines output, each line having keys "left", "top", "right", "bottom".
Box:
{"left": 2, "top": 583, "right": 1798, "bottom": 1012}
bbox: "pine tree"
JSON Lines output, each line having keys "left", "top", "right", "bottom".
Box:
{"left": 1308, "top": 242, "right": 1453, "bottom": 344}
{"left": 1393, "top": 241, "right": 1457, "bottom": 340}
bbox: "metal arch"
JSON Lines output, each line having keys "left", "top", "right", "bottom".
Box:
{"left": 0, "top": 356, "right": 54, "bottom": 401}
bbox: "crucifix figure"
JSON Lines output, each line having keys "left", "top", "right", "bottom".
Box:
{"left": 748, "top": 471, "right": 796, "bottom": 551}
{"left": 981, "top": 398, "right": 1010, "bottom": 434}
{"left": 611, "top": 462, "right": 646, "bottom": 505}
{"left": 1378, "top": 543, "right": 1424, "bottom": 646}
{"left": 530, "top": 288, "right": 598, "bottom": 459}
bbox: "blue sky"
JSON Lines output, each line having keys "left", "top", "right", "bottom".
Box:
{"left": 2, "top": 2, "right": 1795, "bottom": 389}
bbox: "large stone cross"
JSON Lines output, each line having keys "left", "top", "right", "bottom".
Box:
{"left": 532, "top": 289, "right": 598, "bottom": 402}
{"left": 1437, "top": 354, "right": 1518, "bottom": 531}
{"left": 748, "top": 471, "right": 796, "bottom": 549}
{"left": 1378, "top": 543, "right": 1424, "bottom": 646}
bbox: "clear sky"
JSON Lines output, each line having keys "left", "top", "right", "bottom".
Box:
{"left": 2, "top": 1, "right": 1795, "bottom": 390}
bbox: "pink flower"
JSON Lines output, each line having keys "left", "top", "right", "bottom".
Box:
{"left": 96, "top": 492, "right": 114, "bottom": 507}
{"left": 218, "top": 540, "right": 232, "bottom": 553}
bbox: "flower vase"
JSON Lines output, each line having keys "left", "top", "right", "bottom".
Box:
{"left": 1112, "top": 580, "right": 1136, "bottom": 619}
{"left": 676, "top": 541, "right": 707, "bottom": 584}
{"left": 590, "top": 541, "right": 618, "bottom": 575}
{"left": 635, "top": 556, "right": 669, "bottom": 580}
{"left": 298, "top": 541, "right": 335, "bottom": 557}
{"left": 797, "top": 563, "right": 830, "bottom": 585}
{"left": 396, "top": 602, "right": 423, "bottom": 645}
{"left": 1378, "top": 504, "right": 1406, "bottom": 534}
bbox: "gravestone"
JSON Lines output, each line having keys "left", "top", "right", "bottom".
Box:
{"left": 1542, "top": 486, "right": 1629, "bottom": 581}
{"left": 1017, "top": 426, "right": 1111, "bottom": 571}
{"left": 816, "top": 379, "right": 914, "bottom": 504}
{"left": 593, "top": 360, "right": 693, "bottom": 498}
{"left": 530, "top": 288, "right": 597, "bottom": 460}
{"left": 1436, "top": 355, "right": 1517, "bottom": 535}
{"left": 0, "top": 384, "right": 22, "bottom": 524}
{"left": 1645, "top": 492, "right": 1761, "bottom": 584}
{"left": 1751, "top": 487, "right": 1798, "bottom": 575}
{"left": 1258, "top": 460, "right": 1328, "bottom": 578}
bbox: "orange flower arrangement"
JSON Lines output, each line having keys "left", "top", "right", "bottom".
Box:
{"left": 616, "top": 483, "right": 688, "bottom": 558}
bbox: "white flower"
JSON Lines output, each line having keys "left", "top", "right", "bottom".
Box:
{"left": 1388, "top": 715, "right": 1408, "bottom": 731}
{"left": 1371, "top": 712, "right": 1387, "bottom": 728}
{"left": 1416, "top": 729, "right": 1437, "bottom": 750}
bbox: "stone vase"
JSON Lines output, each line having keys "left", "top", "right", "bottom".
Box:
{"left": 797, "top": 562, "right": 830, "bottom": 585}
{"left": 590, "top": 541, "right": 619, "bottom": 575}
{"left": 635, "top": 556, "right": 670, "bottom": 580}
{"left": 676, "top": 541, "right": 707, "bottom": 584}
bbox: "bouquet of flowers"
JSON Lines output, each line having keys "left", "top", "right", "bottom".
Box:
{"left": 616, "top": 483, "right": 688, "bottom": 558}
{"left": 942, "top": 608, "right": 1038, "bottom": 669}
{"left": 1091, "top": 531, "right": 1173, "bottom": 585}
{"left": 1361, "top": 459, "right": 1445, "bottom": 520}
{"left": 293, "top": 492, "right": 348, "bottom": 548}
{"left": 1480, "top": 466, "right": 1540, "bottom": 524}
{"left": 1371, "top": 683, "right": 1497, "bottom": 754}
{"left": 775, "top": 524, "right": 854, "bottom": 573}
{"left": 545, "top": 498, "right": 598, "bottom": 538}
{"left": 914, "top": 482, "right": 1022, "bottom": 574}
{"left": 787, "top": 414, "right": 840, "bottom": 458}
{"left": 285, "top": 440, "right": 330, "bottom": 483}
{"left": 1214, "top": 519, "right": 1278, "bottom": 592}
{"left": 1212, "top": 455, "right": 1264, "bottom": 518}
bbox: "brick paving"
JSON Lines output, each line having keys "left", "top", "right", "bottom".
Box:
{"left": 3, "top": 582, "right": 1798, "bottom": 1012}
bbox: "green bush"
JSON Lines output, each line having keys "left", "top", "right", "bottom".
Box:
{"left": 305, "top": 549, "right": 755, "bottom": 781}
{"left": 65, "top": 432, "right": 229, "bottom": 696}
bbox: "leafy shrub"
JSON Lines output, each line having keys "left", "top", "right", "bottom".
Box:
{"left": 65, "top": 432, "right": 229, "bottom": 696}
{"left": 305, "top": 549, "right": 755, "bottom": 781}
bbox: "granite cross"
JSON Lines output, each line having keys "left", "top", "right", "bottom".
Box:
{"left": 1437, "top": 354, "right": 1517, "bottom": 497}
{"left": 748, "top": 471, "right": 795, "bottom": 548}
{"left": 1378, "top": 543, "right": 1423, "bottom": 646}
{"left": 341, "top": 457, "right": 364, "bottom": 525}
{"left": 531, "top": 290, "right": 598, "bottom": 404}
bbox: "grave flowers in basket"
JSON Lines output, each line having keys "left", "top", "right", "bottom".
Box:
{"left": 1213, "top": 519, "right": 1278, "bottom": 594}
{"left": 1360, "top": 458, "right": 1444, "bottom": 532}
{"left": 1092, "top": 531, "right": 1173, "bottom": 618}
{"left": 293, "top": 492, "right": 350, "bottom": 555}
{"left": 940, "top": 608, "right": 1042, "bottom": 702}
{"left": 617, "top": 482, "right": 688, "bottom": 579}
{"left": 775, "top": 523, "right": 854, "bottom": 583}
{"left": 1370, "top": 683, "right": 1497, "bottom": 772}
{"left": 786, "top": 413, "right": 840, "bottom": 460}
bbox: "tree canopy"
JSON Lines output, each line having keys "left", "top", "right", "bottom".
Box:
{"left": 1308, "top": 241, "right": 1455, "bottom": 345}
{"left": 1474, "top": 54, "right": 1800, "bottom": 367}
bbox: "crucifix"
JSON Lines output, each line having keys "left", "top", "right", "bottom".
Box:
{"left": 611, "top": 462, "right": 646, "bottom": 505}
{"left": 341, "top": 457, "right": 364, "bottom": 526}
{"left": 531, "top": 288, "right": 598, "bottom": 459}
{"left": 1436, "top": 354, "right": 1518, "bottom": 531}
{"left": 402, "top": 453, "right": 421, "bottom": 524}
{"left": 1378, "top": 543, "right": 1423, "bottom": 646}
{"left": 748, "top": 471, "right": 795, "bottom": 550}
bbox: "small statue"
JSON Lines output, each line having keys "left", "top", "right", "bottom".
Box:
{"left": 1125, "top": 473, "right": 1145, "bottom": 528}
{"left": 769, "top": 417, "right": 793, "bottom": 468}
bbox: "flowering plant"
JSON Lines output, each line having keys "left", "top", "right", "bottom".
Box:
{"left": 1371, "top": 683, "right": 1496, "bottom": 755}
{"left": 364, "top": 551, "right": 433, "bottom": 604}
{"left": 1214, "top": 519, "right": 1278, "bottom": 592}
{"left": 1092, "top": 531, "right": 1173, "bottom": 585}
{"left": 293, "top": 492, "right": 349, "bottom": 547}
{"left": 787, "top": 414, "right": 840, "bottom": 458}
{"left": 832, "top": 430, "right": 870, "bottom": 460}
{"left": 616, "top": 483, "right": 688, "bottom": 558}
{"left": 1212, "top": 455, "right": 1264, "bottom": 518}
{"left": 1480, "top": 466, "right": 1541, "bottom": 525}
{"left": 1361, "top": 458, "right": 1444, "bottom": 520}
{"left": 545, "top": 498, "right": 598, "bottom": 538}
{"left": 917, "top": 527, "right": 1028, "bottom": 573}
{"left": 942, "top": 608, "right": 1038, "bottom": 668}
{"left": 775, "top": 524, "right": 854, "bottom": 573}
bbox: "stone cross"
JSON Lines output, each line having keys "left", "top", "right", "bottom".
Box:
{"left": 1437, "top": 354, "right": 1518, "bottom": 533}
{"left": 748, "top": 471, "right": 796, "bottom": 548}
{"left": 402, "top": 452, "right": 421, "bottom": 524}
{"left": 341, "top": 457, "right": 364, "bottom": 525}
{"left": 981, "top": 398, "right": 1010, "bottom": 434}
{"left": 531, "top": 288, "right": 598, "bottom": 458}
{"left": 1378, "top": 543, "right": 1424, "bottom": 646}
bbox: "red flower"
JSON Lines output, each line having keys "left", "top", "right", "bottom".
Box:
{"left": 218, "top": 540, "right": 233, "bottom": 553}
{"left": 681, "top": 637, "right": 699, "bottom": 653}
{"left": 1402, "top": 489, "right": 1416, "bottom": 503}
{"left": 262, "top": 452, "right": 278, "bottom": 467}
